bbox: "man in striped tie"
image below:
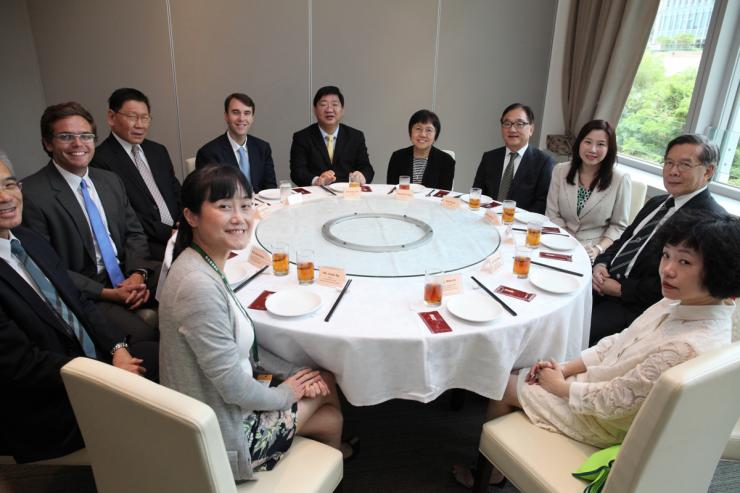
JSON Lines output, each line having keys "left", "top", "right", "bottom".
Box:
{"left": 589, "top": 134, "right": 726, "bottom": 344}
{"left": 0, "top": 150, "right": 157, "bottom": 463}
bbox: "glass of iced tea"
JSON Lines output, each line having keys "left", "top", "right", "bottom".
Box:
{"left": 468, "top": 187, "right": 482, "bottom": 211}
{"left": 399, "top": 175, "right": 411, "bottom": 190}
{"left": 513, "top": 245, "right": 532, "bottom": 279}
{"left": 526, "top": 220, "right": 543, "bottom": 248}
{"left": 279, "top": 180, "right": 292, "bottom": 205}
{"left": 272, "top": 241, "right": 289, "bottom": 276}
{"left": 349, "top": 173, "right": 361, "bottom": 189}
{"left": 297, "top": 249, "right": 315, "bottom": 285}
{"left": 502, "top": 200, "right": 516, "bottom": 225}
{"left": 424, "top": 267, "right": 443, "bottom": 307}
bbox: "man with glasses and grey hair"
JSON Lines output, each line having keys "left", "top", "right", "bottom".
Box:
{"left": 589, "top": 134, "right": 726, "bottom": 344}
{"left": 473, "top": 102, "right": 555, "bottom": 213}
{"left": 21, "top": 102, "right": 160, "bottom": 344}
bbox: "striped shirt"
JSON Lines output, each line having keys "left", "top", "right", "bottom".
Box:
{"left": 412, "top": 156, "right": 428, "bottom": 184}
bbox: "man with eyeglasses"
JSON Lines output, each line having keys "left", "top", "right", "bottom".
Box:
{"left": 21, "top": 102, "right": 160, "bottom": 345}
{"left": 473, "top": 103, "right": 554, "bottom": 214}
{"left": 195, "top": 93, "right": 277, "bottom": 193}
{"left": 0, "top": 150, "right": 157, "bottom": 463}
{"left": 589, "top": 134, "right": 725, "bottom": 344}
{"left": 290, "top": 85, "right": 374, "bottom": 187}
{"left": 91, "top": 88, "right": 181, "bottom": 261}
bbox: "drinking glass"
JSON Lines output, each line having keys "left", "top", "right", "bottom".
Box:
{"left": 279, "top": 180, "right": 292, "bottom": 205}
{"left": 526, "top": 220, "right": 543, "bottom": 248}
{"left": 297, "top": 249, "right": 315, "bottom": 285}
{"left": 272, "top": 241, "right": 289, "bottom": 276}
{"left": 399, "top": 175, "right": 411, "bottom": 191}
{"left": 349, "top": 173, "right": 361, "bottom": 189}
{"left": 468, "top": 187, "right": 482, "bottom": 211}
{"left": 502, "top": 200, "right": 516, "bottom": 225}
{"left": 424, "top": 267, "right": 443, "bottom": 307}
{"left": 513, "top": 245, "right": 532, "bottom": 279}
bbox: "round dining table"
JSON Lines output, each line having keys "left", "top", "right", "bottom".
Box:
{"left": 225, "top": 184, "right": 592, "bottom": 406}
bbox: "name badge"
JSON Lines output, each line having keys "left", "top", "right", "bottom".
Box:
{"left": 441, "top": 196, "right": 460, "bottom": 209}
{"left": 395, "top": 188, "right": 414, "bottom": 200}
{"left": 317, "top": 266, "right": 346, "bottom": 288}
{"left": 480, "top": 252, "right": 503, "bottom": 274}
{"left": 442, "top": 274, "right": 462, "bottom": 295}
{"left": 248, "top": 247, "right": 271, "bottom": 268}
{"left": 343, "top": 188, "right": 361, "bottom": 200}
{"left": 484, "top": 210, "right": 501, "bottom": 225}
{"left": 255, "top": 373, "right": 273, "bottom": 387}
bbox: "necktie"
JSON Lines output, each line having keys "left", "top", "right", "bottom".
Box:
{"left": 237, "top": 146, "right": 251, "bottom": 185}
{"left": 498, "top": 152, "right": 517, "bottom": 201}
{"left": 79, "top": 179, "right": 126, "bottom": 287}
{"left": 326, "top": 135, "right": 335, "bottom": 162}
{"left": 132, "top": 145, "right": 174, "bottom": 226}
{"left": 11, "top": 239, "right": 97, "bottom": 358}
{"left": 609, "top": 197, "right": 675, "bottom": 279}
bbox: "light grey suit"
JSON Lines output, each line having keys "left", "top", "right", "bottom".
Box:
{"left": 545, "top": 162, "right": 631, "bottom": 244}
{"left": 159, "top": 248, "right": 299, "bottom": 481}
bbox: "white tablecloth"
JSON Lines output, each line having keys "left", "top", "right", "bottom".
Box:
{"left": 229, "top": 185, "right": 591, "bottom": 406}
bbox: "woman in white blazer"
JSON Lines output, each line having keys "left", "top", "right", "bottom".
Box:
{"left": 546, "top": 120, "right": 631, "bottom": 262}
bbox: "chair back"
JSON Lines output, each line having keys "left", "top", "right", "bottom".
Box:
{"left": 61, "top": 358, "right": 237, "bottom": 493}
{"left": 604, "top": 342, "right": 740, "bottom": 493}
{"left": 185, "top": 157, "right": 196, "bottom": 176}
{"left": 628, "top": 178, "right": 647, "bottom": 223}
{"left": 441, "top": 149, "right": 455, "bottom": 160}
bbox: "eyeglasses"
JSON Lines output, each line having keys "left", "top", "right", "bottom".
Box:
{"left": 0, "top": 180, "right": 21, "bottom": 192}
{"left": 501, "top": 120, "right": 530, "bottom": 129}
{"left": 662, "top": 159, "right": 704, "bottom": 172}
{"left": 54, "top": 133, "right": 96, "bottom": 142}
{"left": 116, "top": 112, "right": 152, "bottom": 125}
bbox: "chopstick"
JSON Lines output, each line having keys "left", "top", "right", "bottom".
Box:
{"left": 425, "top": 189, "right": 436, "bottom": 197}
{"left": 387, "top": 186, "right": 397, "bottom": 195}
{"left": 320, "top": 185, "right": 337, "bottom": 196}
{"left": 470, "top": 276, "right": 517, "bottom": 316}
{"left": 325, "top": 279, "right": 352, "bottom": 322}
{"left": 530, "top": 260, "right": 584, "bottom": 277}
{"left": 254, "top": 197, "right": 271, "bottom": 206}
{"left": 233, "top": 265, "right": 269, "bottom": 293}
{"left": 511, "top": 227, "right": 568, "bottom": 237}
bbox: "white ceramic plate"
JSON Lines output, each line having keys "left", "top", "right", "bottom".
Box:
{"left": 446, "top": 293, "right": 503, "bottom": 323}
{"left": 258, "top": 188, "right": 281, "bottom": 200}
{"left": 459, "top": 194, "right": 495, "bottom": 205}
{"left": 410, "top": 183, "right": 425, "bottom": 193}
{"left": 515, "top": 211, "right": 548, "bottom": 224}
{"left": 266, "top": 288, "right": 322, "bottom": 317}
{"left": 330, "top": 182, "right": 350, "bottom": 192}
{"left": 223, "top": 261, "right": 249, "bottom": 286}
{"left": 540, "top": 234, "right": 579, "bottom": 251}
{"left": 529, "top": 269, "right": 580, "bottom": 294}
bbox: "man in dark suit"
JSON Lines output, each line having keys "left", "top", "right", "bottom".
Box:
{"left": 195, "top": 93, "right": 277, "bottom": 193}
{"left": 91, "top": 88, "right": 181, "bottom": 261}
{"left": 0, "top": 153, "right": 156, "bottom": 463}
{"left": 290, "top": 85, "right": 374, "bottom": 186}
{"left": 590, "top": 134, "right": 726, "bottom": 344}
{"left": 22, "top": 102, "right": 159, "bottom": 343}
{"left": 472, "top": 103, "right": 554, "bottom": 213}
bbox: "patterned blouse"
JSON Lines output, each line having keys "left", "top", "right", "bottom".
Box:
{"left": 577, "top": 184, "right": 593, "bottom": 215}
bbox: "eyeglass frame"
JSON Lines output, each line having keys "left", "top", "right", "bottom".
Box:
{"left": 661, "top": 158, "right": 708, "bottom": 173}
{"left": 53, "top": 133, "right": 97, "bottom": 142}
{"left": 0, "top": 178, "right": 22, "bottom": 193}
{"left": 500, "top": 120, "right": 531, "bottom": 130}
{"left": 115, "top": 111, "right": 152, "bottom": 125}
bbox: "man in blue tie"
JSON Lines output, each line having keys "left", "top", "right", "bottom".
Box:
{"left": 22, "top": 102, "right": 160, "bottom": 343}
{"left": 195, "top": 93, "right": 277, "bottom": 192}
{"left": 0, "top": 151, "right": 157, "bottom": 463}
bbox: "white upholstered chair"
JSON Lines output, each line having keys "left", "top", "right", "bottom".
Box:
{"left": 473, "top": 342, "right": 740, "bottom": 493}
{"left": 60, "top": 358, "right": 343, "bottom": 493}
{"left": 185, "top": 157, "right": 196, "bottom": 176}
{"left": 628, "top": 178, "right": 647, "bottom": 223}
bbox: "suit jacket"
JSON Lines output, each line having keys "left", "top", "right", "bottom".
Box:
{"left": 195, "top": 133, "right": 277, "bottom": 192}
{"left": 594, "top": 188, "right": 725, "bottom": 312}
{"left": 91, "top": 134, "right": 181, "bottom": 259}
{"left": 21, "top": 162, "right": 158, "bottom": 300}
{"left": 473, "top": 145, "right": 555, "bottom": 213}
{"left": 545, "top": 162, "right": 631, "bottom": 243}
{"left": 290, "top": 123, "right": 374, "bottom": 186}
{"left": 386, "top": 146, "right": 455, "bottom": 190}
{"left": 0, "top": 227, "right": 126, "bottom": 462}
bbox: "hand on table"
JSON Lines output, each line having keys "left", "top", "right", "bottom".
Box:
{"left": 316, "top": 171, "right": 336, "bottom": 186}
{"left": 349, "top": 171, "right": 366, "bottom": 185}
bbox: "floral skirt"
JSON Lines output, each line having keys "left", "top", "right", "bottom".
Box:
{"left": 243, "top": 403, "right": 298, "bottom": 472}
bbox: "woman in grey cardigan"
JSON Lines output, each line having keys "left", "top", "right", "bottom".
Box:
{"left": 159, "top": 164, "right": 345, "bottom": 481}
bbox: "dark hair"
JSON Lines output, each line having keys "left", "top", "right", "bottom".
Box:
{"left": 665, "top": 134, "right": 719, "bottom": 167}
{"left": 40, "top": 102, "right": 97, "bottom": 156}
{"left": 108, "top": 88, "right": 150, "bottom": 113}
{"left": 313, "top": 86, "right": 344, "bottom": 107}
{"left": 173, "top": 164, "right": 253, "bottom": 260}
{"left": 408, "top": 109, "right": 441, "bottom": 141}
{"left": 654, "top": 208, "right": 740, "bottom": 299}
{"left": 500, "top": 103, "right": 535, "bottom": 125}
{"left": 224, "top": 93, "right": 255, "bottom": 114}
{"left": 566, "top": 119, "right": 617, "bottom": 191}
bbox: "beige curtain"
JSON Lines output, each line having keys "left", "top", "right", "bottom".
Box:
{"left": 562, "top": 0, "right": 660, "bottom": 138}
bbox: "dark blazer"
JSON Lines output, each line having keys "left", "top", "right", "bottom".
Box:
{"left": 386, "top": 146, "right": 455, "bottom": 190}
{"left": 0, "top": 227, "right": 126, "bottom": 462}
{"left": 91, "top": 134, "right": 181, "bottom": 260}
{"left": 290, "top": 123, "right": 374, "bottom": 186}
{"left": 21, "top": 162, "right": 157, "bottom": 300}
{"left": 594, "top": 189, "right": 725, "bottom": 312}
{"left": 472, "top": 145, "right": 555, "bottom": 213}
{"left": 195, "top": 133, "right": 277, "bottom": 192}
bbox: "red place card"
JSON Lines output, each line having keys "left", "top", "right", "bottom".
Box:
{"left": 361, "top": 185, "right": 372, "bottom": 192}
{"left": 418, "top": 311, "right": 452, "bottom": 333}
{"left": 292, "top": 187, "right": 311, "bottom": 194}
{"left": 433, "top": 190, "right": 450, "bottom": 197}
{"left": 495, "top": 285, "right": 536, "bottom": 302}
{"left": 248, "top": 290, "right": 275, "bottom": 310}
{"left": 542, "top": 226, "right": 561, "bottom": 233}
{"left": 539, "top": 251, "right": 572, "bottom": 262}
{"left": 481, "top": 200, "right": 502, "bottom": 209}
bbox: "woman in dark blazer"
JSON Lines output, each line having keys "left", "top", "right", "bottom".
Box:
{"left": 387, "top": 109, "right": 455, "bottom": 190}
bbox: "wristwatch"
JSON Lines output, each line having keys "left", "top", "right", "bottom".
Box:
{"left": 131, "top": 269, "right": 149, "bottom": 284}
{"left": 110, "top": 341, "right": 129, "bottom": 355}
{"left": 594, "top": 244, "right": 604, "bottom": 254}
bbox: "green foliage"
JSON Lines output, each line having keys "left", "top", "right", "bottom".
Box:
{"left": 731, "top": 145, "right": 740, "bottom": 187}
